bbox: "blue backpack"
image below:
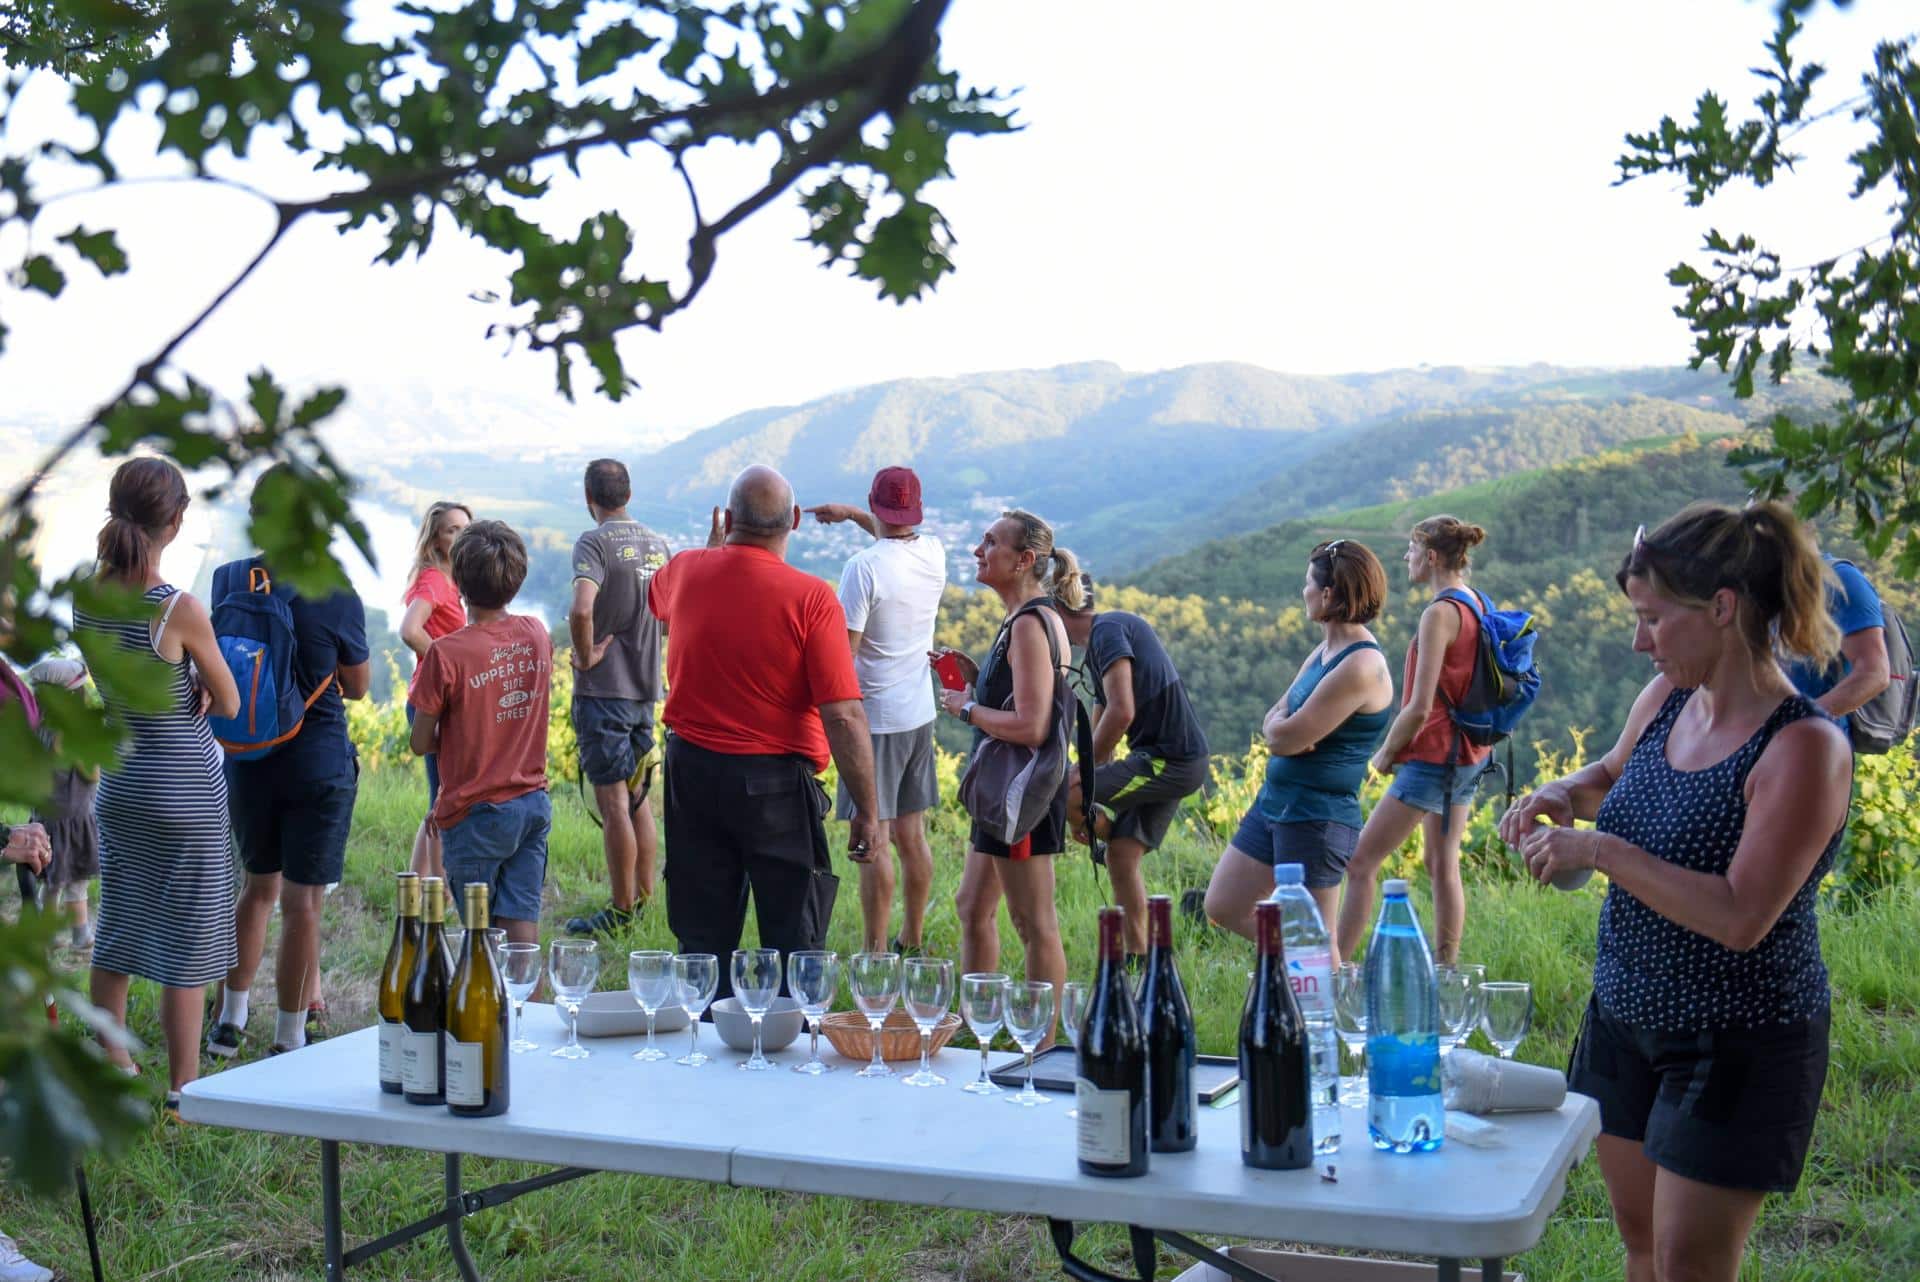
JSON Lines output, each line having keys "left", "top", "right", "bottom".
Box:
{"left": 1437, "top": 587, "right": 1541, "bottom": 749}
{"left": 208, "top": 561, "right": 332, "bottom": 761}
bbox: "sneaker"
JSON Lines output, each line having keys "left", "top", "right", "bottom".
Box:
{"left": 889, "top": 936, "right": 925, "bottom": 960}
{"left": 565, "top": 904, "right": 636, "bottom": 938}
{"left": 0, "top": 1230, "right": 54, "bottom": 1282}
{"left": 204, "top": 1022, "right": 245, "bottom": 1059}
{"left": 69, "top": 920, "right": 96, "bottom": 951}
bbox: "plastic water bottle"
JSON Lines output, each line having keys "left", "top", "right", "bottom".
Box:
{"left": 1362, "top": 878, "right": 1443, "bottom": 1153}
{"left": 1268, "top": 864, "right": 1339, "bottom": 1157}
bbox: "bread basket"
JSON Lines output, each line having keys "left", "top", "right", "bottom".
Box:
{"left": 820, "top": 1009, "right": 962, "bottom": 1062}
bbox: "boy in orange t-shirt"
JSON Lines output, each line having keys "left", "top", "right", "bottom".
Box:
{"left": 409, "top": 520, "right": 552, "bottom": 944}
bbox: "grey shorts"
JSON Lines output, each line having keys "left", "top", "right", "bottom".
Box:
{"left": 836, "top": 721, "right": 938, "bottom": 822}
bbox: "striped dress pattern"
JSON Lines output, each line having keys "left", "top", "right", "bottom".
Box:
{"left": 77, "top": 584, "right": 237, "bottom": 986}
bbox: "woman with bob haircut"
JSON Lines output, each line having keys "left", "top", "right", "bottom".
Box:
{"left": 1500, "top": 501, "right": 1850, "bottom": 1282}
{"left": 1204, "top": 538, "right": 1394, "bottom": 943}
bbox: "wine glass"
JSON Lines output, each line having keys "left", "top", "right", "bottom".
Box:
{"left": 548, "top": 939, "right": 600, "bottom": 1060}
{"left": 789, "top": 950, "right": 840, "bottom": 1076}
{"left": 1058, "top": 981, "right": 1089, "bottom": 1119}
{"left": 848, "top": 951, "right": 902, "bottom": 1079}
{"left": 1002, "top": 980, "right": 1055, "bottom": 1107}
{"left": 1332, "top": 961, "right": 1368, "bottom": 1104}
{"left": 627, "top": 949, "right": 675, "bottom": 1062}
{"left": 1435, "top": 965, "right": 1475, "bottom": 1058}
{"left": 901, "top": 958, "right": 955, "bottom": 1088}
{"left": 959, "top": 973, "right": 1008, "bottom": 1096}
{"left": 1479, "top": 981, "right": 1533, "bottom": 1059}
{"left": 442, "top": 925, "right": 466, "bottom": 969}
{"left": 673, "top": 953, "right": 719, "bottom": 1067}
{"left": 1456, "top": 962, "right": 1486, "bottom": 1051}
{"left": 497, "top": 942, "right": 542, "bottom": 1053}
{"left": 730, "top": 948, "right": 783, "bottom": 1071}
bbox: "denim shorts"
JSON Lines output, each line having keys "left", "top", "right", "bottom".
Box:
{"left": 1386, "top": 759, "right": 1487, "bottom": 815}
{"left": 1230, "top": 804, "right": 1358, "bottom": 888}
{"left": 441, "top": 789, "right": 550, "bottom": 923}
{"left": 573, "top": 695, "right": 655, "bottom": 787}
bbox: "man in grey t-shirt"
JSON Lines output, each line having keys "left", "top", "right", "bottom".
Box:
{"left": 565, "top": 458, "right": 671, "bottom": 937}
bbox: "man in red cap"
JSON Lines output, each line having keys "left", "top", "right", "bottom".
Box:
{"left": 805, "top": 466, "right": 948, "bottom": 955}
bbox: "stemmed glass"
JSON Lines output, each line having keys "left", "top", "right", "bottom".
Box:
{"left": 1332, "top": 961, "right": 1368, "bottom": 1104}
{"left": 789, "top": 950, "right": 841, "bottom": 1076}
{"left": 1003, "top": 980, "right": 1055, "bottom": 1107}
{"left": 1435, "top": 965, "right": 1475, "bottom": 1058}
{"left": 1058, "top": 981, "right": 1089, "bottom": 1119}
{"left": 848, "top": 951, "right": 902, "bottom": 1079}
{"left": 673, "top": 953, "right": 719, "bottom": 1067}
{"left": 730, "top": 948, "right": 783, "bottom": 1071}
{"left": 1456, "top": 962, "right": 1486, "bottom": 1051}
{"left": 628, "top": 950, "right": 675, "bottom": 1062}
{"left": 1479, "top": 981, "right": 1533, "bottom": 1059}
{"left": 901, "top": 958, "right": 955, "bottom": 1088}
{"left": 497, "top": 942, "right": 542, "bottom": 1053}
{"left": 959, "top": 973, "right": 1008, "bottom": 1096}
{"left": 548, "top": 939, "right": 600, "bottom": 1060}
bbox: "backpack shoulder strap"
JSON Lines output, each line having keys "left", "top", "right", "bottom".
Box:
{"left": 1007, "top": 600, "right": 1064, "bottom": 670}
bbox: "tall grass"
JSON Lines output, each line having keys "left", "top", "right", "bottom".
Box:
{"left": 3, "top": 765, "right": 1915, "bottom": 1280}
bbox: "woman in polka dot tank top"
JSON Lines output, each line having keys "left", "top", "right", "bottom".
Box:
{"left": 1498, "top": 500, "right": 1851, "bottom": 1282}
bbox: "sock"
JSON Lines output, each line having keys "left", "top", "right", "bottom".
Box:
{"left": 275, "top": 1008, "right": 307, "bottom": 1050}
{"left": 219, "top": 986, "right": 251, "bottom": 1029}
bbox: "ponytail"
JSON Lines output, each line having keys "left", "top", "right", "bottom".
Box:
{"left": 1048, "top": 548, "right": 1090, "bottom": 613}
{"left": 1743, "top": 502, "right": 1841, "bottom": 664}
{"left": 1411, "top": 514, "right": 1487, "bottom": 572}
{"left": 95, "top": 457, "right": 188, "bottom": 582}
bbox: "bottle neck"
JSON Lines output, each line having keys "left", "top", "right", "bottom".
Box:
{"left": 1097, "top": 908, "right": 1125, "bottom": 965}
{"left": 1254, "top": 903, "right": 1285, "bottom": 961}
{"left": 1147, "top": 896, "right": 1173, "bottom": 952}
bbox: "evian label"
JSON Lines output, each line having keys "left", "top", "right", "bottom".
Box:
{"left": 1288, "top": 948, "right": 1333, "bottom": 1020}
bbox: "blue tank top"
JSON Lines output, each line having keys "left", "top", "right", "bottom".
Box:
{"left": 1593, "top": 687, "right": 1842, "bottom": 1032}
{"left": 1257, "top": 640, "right": 1391, "bottom": 829}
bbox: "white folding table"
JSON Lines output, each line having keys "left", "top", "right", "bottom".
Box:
{"left": 181, "top": 1006, "right": 1598, "bottom": 1282}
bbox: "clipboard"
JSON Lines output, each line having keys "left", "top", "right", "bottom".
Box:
{"left": 987, "top": 1046, "right": 1239, "bottom": 1102}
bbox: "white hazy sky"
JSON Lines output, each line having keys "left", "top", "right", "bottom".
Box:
{"left": 0, "top": 0, "right": 1910, "bottom": 445}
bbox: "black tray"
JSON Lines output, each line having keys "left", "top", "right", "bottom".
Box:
{"left": 987, "top": 1046, "right": 1238, "bottom": 1101}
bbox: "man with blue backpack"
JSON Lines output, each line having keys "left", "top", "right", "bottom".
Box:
{"left": 205, "top": 465, "right": 371, "bottom": 1059}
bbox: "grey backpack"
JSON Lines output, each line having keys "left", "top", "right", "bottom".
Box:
{"left": 1840, "top": 565, "right": 1915, "bottom": 754}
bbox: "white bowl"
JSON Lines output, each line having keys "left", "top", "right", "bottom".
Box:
{"left": 710, "top": 996, "right": 805, "bottom": 1053}
{"left": 555, "top": 991, "right": 690, "bottom": 1038}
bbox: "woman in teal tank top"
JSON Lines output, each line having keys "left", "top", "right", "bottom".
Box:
{"left": 1203, "top": 540, "right": 1395, "bottom": 942}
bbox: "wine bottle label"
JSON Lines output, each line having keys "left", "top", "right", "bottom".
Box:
{"left": 1075, "top": 1077, "right": 1132, "bottom": 1165}
{"left": 378, "top": 1022, "right": 402, "bottom": 1084}
{"left": 401, "top": 1030, "right": 440, "bottom": 1094}
{"left": 444, "top": 1033, "right": 483, "bottom": 1107}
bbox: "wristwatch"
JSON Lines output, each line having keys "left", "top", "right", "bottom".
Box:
{"left": 959, "top": 700, "right": 975, "bottom": 725}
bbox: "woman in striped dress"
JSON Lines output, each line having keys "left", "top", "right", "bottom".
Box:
{"left": 75, "top": 457, "right": 240, "bottom": 1100}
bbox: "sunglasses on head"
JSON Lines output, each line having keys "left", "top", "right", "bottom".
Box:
{"left": 1628, "top": 524, "right": 1725, "bottom": 588}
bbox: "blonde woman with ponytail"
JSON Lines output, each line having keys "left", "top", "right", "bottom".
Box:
{"left": 399, "top": 499, "right": 471, "bottom": 877}
{"left": 930, "top": 509, "right": 1075, "bottom": 1026}
{"left": 73, "top": 457, "right": 241, "bottom": 1108}
{"left": 1499, "top": 501, "right": 1850, "bottom": 1282}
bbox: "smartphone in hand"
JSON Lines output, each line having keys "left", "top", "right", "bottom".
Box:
{"left": 932, "top": 650, "right": 970, "bottom": 692}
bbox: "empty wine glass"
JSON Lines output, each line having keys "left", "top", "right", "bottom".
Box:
{"left": 1003, "top": 980, "right": 1055, "bottom": 1107}
{"left": 1455, "top": 962, "right": 1487, "bottom": 1052}
{"left": 959, "top": 972, "right": 1008, "bottom": 1096}
{"left": 673, "top": 953, "right": 719, "bottom": 1067}
{"left": 901, "top": 957, "right": 955, "bottom": 1088}
{"left": 548, "top": 939, "right": 600, "bottom": 1060}
{"left": 497, "top": 942, "right": 542, "bottom": 1053}
{"left": 1332, "top": 961, "right": 1368, "bottom": 1104}
{"left": 1479, "top": 981, "right": 1533, "bottom": 1059}
{"left": 848, "top": 951, "right": 902, "bottom": 1079}
{"left": 442, "top": 926, "right": 466, "bottom": 969}
{"left": 730, "top": 948, "right": 783, "bottom": 1071}
{"left": 1059, "top": 981, "right": 1089, "bottom": 1120}
{"left": 628, "top": 949, "right": 675, "bottom": 1062}
{"left": 789, "top": 950, "right": 840, "bottom": 1076}
{"left": 1435, "top": 965, "right": 1475, "bottom": 1058}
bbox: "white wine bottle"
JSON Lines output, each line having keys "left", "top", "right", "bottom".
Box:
{"left": 401, "top": 876, "right": 452, "bottom": 1105}
{"left": 444, "top": 882, "right": 510, "bottom": 1117}
{"left": 376, "top": 872, "right": 422, "bottom": 1095}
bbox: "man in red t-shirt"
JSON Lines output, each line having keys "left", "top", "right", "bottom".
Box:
{"left": 409, "top": 521, "right": 552, "bottom": 945}
{"left": 649, "top": 465, "right": 881, "bottom": 999}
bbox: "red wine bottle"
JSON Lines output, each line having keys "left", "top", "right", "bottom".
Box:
{"left": 1136, "top": 893, "right": 1197, "bottom": 1153}
{"left": 1076, "top": 906, "right": 1149, "bottom": 1178}
{"left": 1239, "top": 900, "right": 1312, "bottom": 1169}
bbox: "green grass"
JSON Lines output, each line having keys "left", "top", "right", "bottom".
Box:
{"left": 5, "top": 765, "right": 1917, "bottom": 1280}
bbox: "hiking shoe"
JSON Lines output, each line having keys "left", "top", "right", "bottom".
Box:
{"left": 204, "top": 1022, "right": 245, "bottom": 1059}
{"left": 565, "top": 904, "right": 637, "bottom": 937}
{"left": 1179, "top": 888, "right": 1209, "bottom": 925}
{"left": 0, "top": 1230, "right": 55, "bottom": 1282}
{"left": 889, "top": 936, "right": 925, "bottom": 960}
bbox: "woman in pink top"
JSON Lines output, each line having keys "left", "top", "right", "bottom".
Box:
{"left": 400, "top": 500, "right": 471, "bottom": 877}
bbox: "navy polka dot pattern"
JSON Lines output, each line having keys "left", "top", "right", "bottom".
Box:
{"left": 1593, "top": 687, "right": 1841, "bottom": 1032}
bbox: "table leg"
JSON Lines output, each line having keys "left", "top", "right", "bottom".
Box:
{"left": 1436, "top": 1260, "right": 1461, "bottom": 1282}
{"left": 445, "top": 1153, "right": 482, "bottom": 1282}
{"left": 1481, "top": 1261, "right": 1505, "bottom": 1282}
{"left": 321, "top": 1141, "right": 345, "bottom": 1282}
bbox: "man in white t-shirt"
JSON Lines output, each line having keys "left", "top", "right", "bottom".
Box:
{"left": 805, "top": 467, "right": 947, "bottom": 954}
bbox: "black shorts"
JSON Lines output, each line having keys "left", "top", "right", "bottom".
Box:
{"left": 229, "top": 767, "right": 358, "bottom": 887}
{"left": 1230, "top": 804, "right": 1358, "bottom": 889}
{"left": 1568, "top": 996, "right": 1830, "bottom": 1193}
{"left": 1093, "top": 752, "right": 1208, "bottom": 851}
{"left": 574, "top": 695, "right": 656, "bottom": 787}
{"left": 971, "top": 784, "right": 1068, "bottom": 859}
